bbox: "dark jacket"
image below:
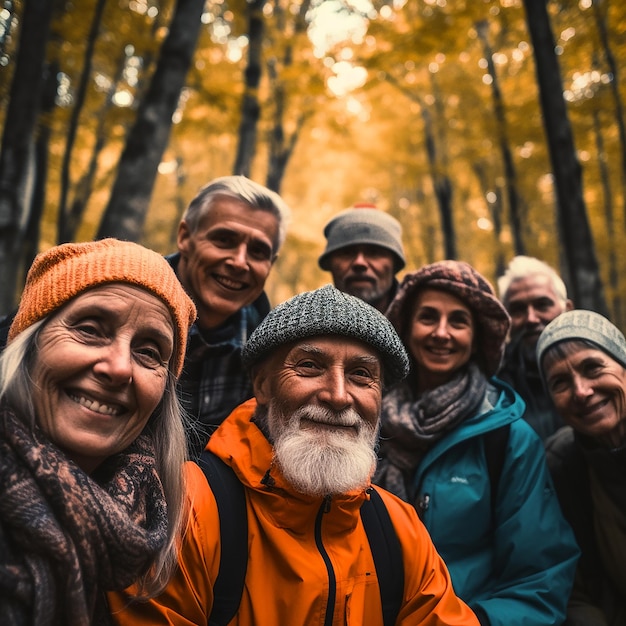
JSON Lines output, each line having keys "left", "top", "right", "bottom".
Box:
{"left": 166, "top": 252, "right": 271, "bottom": 459}
{"left": 498, "top": 336, "right": 565, "bottom": 442}
{"left": 546, "top": 426, "right": 626, "bottom": 626}
{"left": 0, "top": 310, "right": 14, "bottom": 350}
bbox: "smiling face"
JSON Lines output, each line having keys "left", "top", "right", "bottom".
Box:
{"left": 177, "top": 197, "right": 279, "bottom": 329}
{"left": 30, "top": 284, "right": 175, "bottom": 473}
{"left": 253, "top": 335, "right": 382, "bottom": 495}
{"left": 328, "top": 244, "right": 396, "bottom": 312}
{"left": 505, "top": 273, "right": 571, "bottom": 360}
{"left": 543, "top": 342, "right": 626, "bottom": 448}
{"left": 407, "top": 288, "right": 475, "bottom": 392}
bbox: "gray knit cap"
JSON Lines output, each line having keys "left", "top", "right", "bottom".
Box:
{"left": 536, "top": 310, "right": 626, "bottom": 373}
{"left": 242, "top": 284, "right": 409, "bottom": 386}
{"left": 318, "top": 207, "right": 406, "bottom": 272}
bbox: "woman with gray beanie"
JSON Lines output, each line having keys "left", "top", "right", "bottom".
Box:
{"left": 538, "top": 310, "right": 626, "bottom": 626}
{"left": 374, "top": 260, "right": 579, "bottom": 626}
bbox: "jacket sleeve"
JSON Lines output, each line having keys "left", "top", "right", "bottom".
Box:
{"left": 377, "top": 489, "right": 481, "bottom": 626}
{"left": 471, "top": 420, "right": 580, "bottom": 626}
{"left": 108, "top": 462, "right": 219, "bottom": 626}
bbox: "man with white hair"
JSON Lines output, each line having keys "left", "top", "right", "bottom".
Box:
{"left": 497, "top": 255, "right": 573, "bottom": 441}
{"left": 109, "top": 285, "right": 480, "bottom": 626}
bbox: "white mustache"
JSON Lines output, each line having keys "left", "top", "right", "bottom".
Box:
{"left": 293, "top": 405, "right": 362, "bottom": 429}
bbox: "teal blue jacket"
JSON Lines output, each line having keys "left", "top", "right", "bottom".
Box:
{"left": 413, "top": 378, "right": 579, "bottom": 626}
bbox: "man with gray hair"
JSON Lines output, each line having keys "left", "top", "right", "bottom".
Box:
{"left": 319, "top": 203, "right": 406, "bottom": 313}
{"left": 497, "top": 255, "right": 573, "bottom": 441}
{"left": 109, "top": 285, "right": 480, "bottom": 626}
{"left": 168, "top": 175, "right": 291, "bottom": 457}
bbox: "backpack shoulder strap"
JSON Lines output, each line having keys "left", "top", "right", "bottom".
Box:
{"left": 483, "top": 423, "right": 511, "bottom": 518}
{"left": 361, "top": 488, "right": 404, "bottom": 626}
{"left": 198, "top": 450, "right": 248, "bottom": 626}
{"left": 199, "top": 452, "right": 403, "bottom": 626}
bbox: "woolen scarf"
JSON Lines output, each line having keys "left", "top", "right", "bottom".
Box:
{"left": 375, "top": 362, "right": 487, "bottom": 502}
{"left": 0, "top": 404, "right": 169, "bottom": 626}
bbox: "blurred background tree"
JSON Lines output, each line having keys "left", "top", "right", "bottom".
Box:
{"left": 0, "top": 0, "right": 624, "bottom": 325}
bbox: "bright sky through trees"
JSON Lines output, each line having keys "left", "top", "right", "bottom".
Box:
{"left": 308, "top": 0, "right": 370, "bottom": 95}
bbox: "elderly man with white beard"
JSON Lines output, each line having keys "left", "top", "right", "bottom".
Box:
{"left": 109, "top": 285, "right": 481, "bottom": 626}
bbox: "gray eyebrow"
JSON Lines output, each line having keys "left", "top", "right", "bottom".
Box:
{"left": 294, "top": 343, "right": 381, "bottom": 366}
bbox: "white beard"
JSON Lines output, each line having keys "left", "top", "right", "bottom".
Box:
{"left": 268, "top": 402, "right": 379, "bottom": 497}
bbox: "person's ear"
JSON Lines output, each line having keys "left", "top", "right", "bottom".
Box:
{"left": 565, "top": 299, "right": 574, "bottom": 312}
{"left": 252, "top": 366, "right": 272, "bottom": 406}
{"left": 177, "top": 221, "right": 191, "bottom": 255}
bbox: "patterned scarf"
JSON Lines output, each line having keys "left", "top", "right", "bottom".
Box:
{"left": 375, "top": 362, "right": 487, "bottom": 501}
{"left": 0, "top": 404, "right": 169, "bottom": 626}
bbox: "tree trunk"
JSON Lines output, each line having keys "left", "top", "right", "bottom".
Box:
{"left": 476, "top": 20, "right": 526, "bottom": 256}
{"left": 420, "top": 101, "right": 456, "bottom": 259}
{"left": 265, "top": 59, "right": 308, "bottom": 193}
{"left": 590, "top": 0, "right": 626, "bottom": 230}
{"left": 264, "top": 0, "right": 311, "bottom": 192}
{"left": 382, "top": 72, "right": 457, "bottom": 259}
{"left": 0, "top": 0, "right": 54, "bottom": 313}
{"left": 18, "top": 61, "right": 60, "bottom": 292}
{"left": 97, "top": 0, "right": 205, "bottom": 241}
{"left": 592, "top": 106, "right": 621, "bottom": 325}
{"left": 522, "top": 0, "right": 609, "bottom": 315}
{"left": 232, "top": 0, "right": 266, "bottom": 177}
{"left": 57, "top": 0, "right": 107, "bottom": 243}
{"left": 66, "top": 50, "right": 128, "bottom": 241}
{"left": 473, "top": 161, "right": 505, "bottom": 277}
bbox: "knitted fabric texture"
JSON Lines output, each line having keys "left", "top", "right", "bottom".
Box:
{"left": 242, "top": 284, "right": 409, "bottom": 386}
{"left": 0, "top": 404, "right": 168, "bottom": 625}
{"left": 375, "top": 362, "right": 488, "bottom": 502}
{"left": 318, "top": 207, "right": 406, "bottom": 272}
{"left": 8, "top": 238, "right": 196, "bottom": 377}
{"left": 386, "top": 260, "right": 511, "bottom": 377}
{"left": 536, "top": 309, "right": 626, "bottom": 372}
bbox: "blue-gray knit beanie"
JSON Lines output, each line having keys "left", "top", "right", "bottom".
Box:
{"left": 536, "top": 309, "right": 626, "bottom": 374}
{"left": 318, "top": 207, "right": 406, "bottom": 272}
{"left": 242, "top": 284, "right": 409, "bottom": 386}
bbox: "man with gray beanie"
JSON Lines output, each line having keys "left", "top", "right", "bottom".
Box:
{"left": 110, "top": 285, "right": 480, "bottom": 626}
{"left": 319, "top": 204, "right": 406, "bottom": 313}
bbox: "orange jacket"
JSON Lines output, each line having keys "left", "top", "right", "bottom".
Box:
{"left": 109, "top": 399, "right": 479, "bottom": 626}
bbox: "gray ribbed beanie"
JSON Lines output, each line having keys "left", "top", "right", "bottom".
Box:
{"left": 536, "top": 310, "right": 626, "bottom": 373}
{"left": 318, "top": 207, "right": 406, "bottom": 272}
{"left": 242, "top": 284, "right": 409, "bottom": 386}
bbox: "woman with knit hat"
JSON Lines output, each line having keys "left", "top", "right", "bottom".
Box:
{"left": 0, "top": 239, "right": 196, "bottom": 625}
{"left": 538, "top": 310, "right": 626, "bottom": 625}
{"left": 375, "top": 260, "right": 579, "bottom": 626}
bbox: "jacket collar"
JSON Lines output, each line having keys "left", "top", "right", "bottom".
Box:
{"left": 208, "top": 399, "right": 371, "bottom": 533}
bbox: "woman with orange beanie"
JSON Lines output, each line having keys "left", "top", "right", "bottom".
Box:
{"left": 0, "top": 239, "right": 196, "bottom": 625}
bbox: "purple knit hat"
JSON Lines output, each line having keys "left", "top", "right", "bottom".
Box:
{"left": 386, "top": 260, "right": 511, "bottom": 376}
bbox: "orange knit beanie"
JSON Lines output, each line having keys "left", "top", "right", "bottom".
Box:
{"left": 8, "top": 238, "right": 196, "bottom": 377}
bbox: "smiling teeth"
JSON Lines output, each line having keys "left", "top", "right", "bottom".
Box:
{"left": 70, "top": 394, "right": 121, "bottom": 416}
{"left": 216, "top": 276, "right": 245, "bottom": 289}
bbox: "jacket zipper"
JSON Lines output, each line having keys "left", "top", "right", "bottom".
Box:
{"left": 416, "top": 493, "right": 430, "bottom": 519}
{"left": 315, "top": 495, "right": 336, "bottom": 626}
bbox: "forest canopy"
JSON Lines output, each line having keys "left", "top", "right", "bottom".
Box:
{"left": 0, "top": 0, "right": 625, "bottom": 325}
